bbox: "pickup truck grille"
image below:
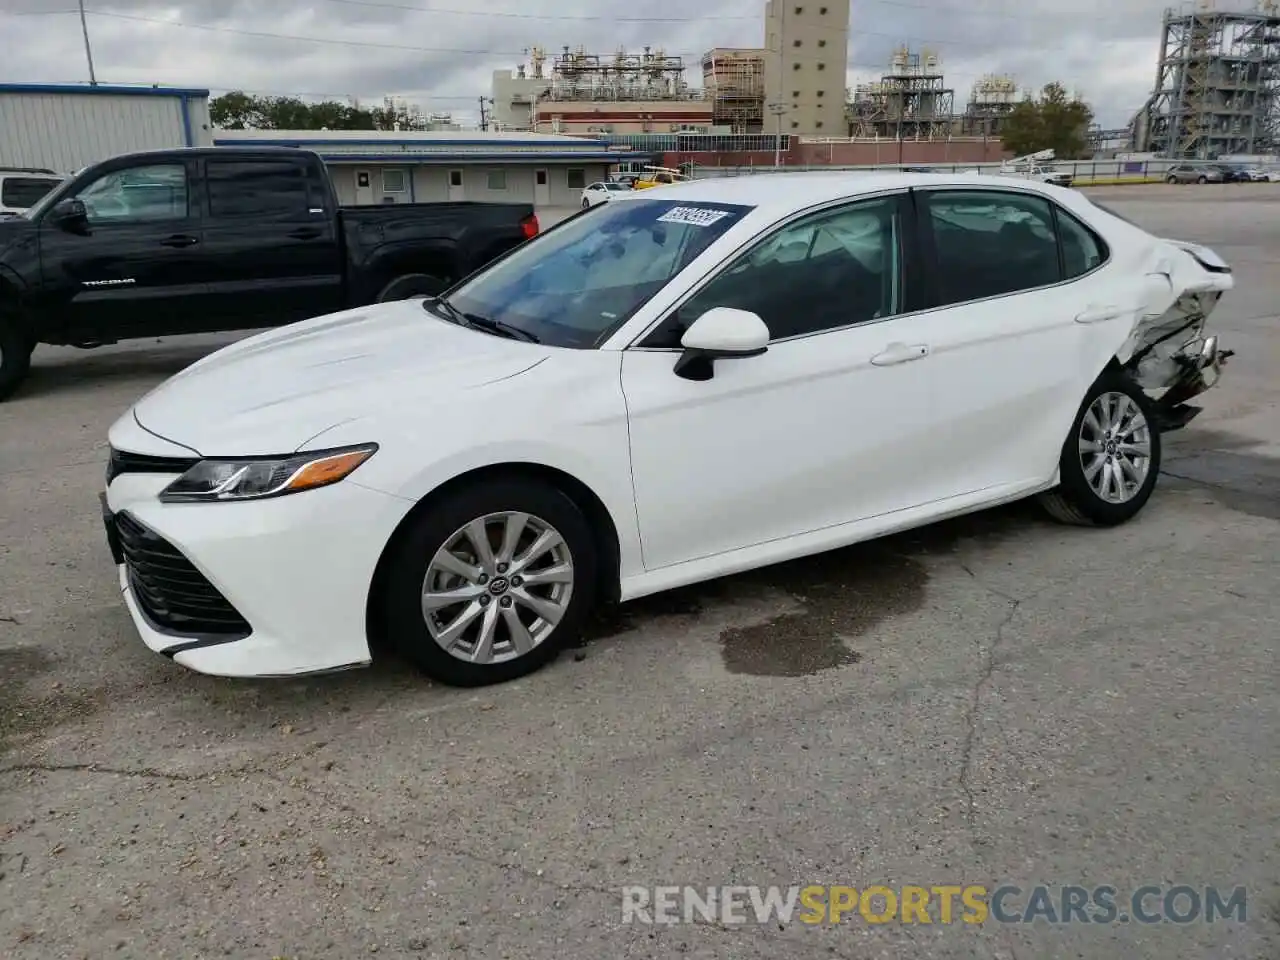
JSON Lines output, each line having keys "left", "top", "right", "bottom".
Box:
{"left": 107, "top": 448, "right": 199, "bottom": 485}
{"left": 116, "top": 511, "right": 251, "bottom": 637}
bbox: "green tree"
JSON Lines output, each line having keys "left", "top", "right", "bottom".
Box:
{"left": 209, "top": 92, "right": 432, "bottom": 131}
{"left": 1000, "top": 82, "right": 1093, "bottom": 158}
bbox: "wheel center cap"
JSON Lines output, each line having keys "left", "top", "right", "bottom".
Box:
{"left": 487, "top": 577, "right": 509, "bottom": 596}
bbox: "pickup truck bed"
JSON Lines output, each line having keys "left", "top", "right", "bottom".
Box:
{"left": 0, "top": 147, "right": 539, "bottom": 399}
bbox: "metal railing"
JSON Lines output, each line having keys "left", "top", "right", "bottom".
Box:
{"left": 690, "top": 159, "right": 1260, "bottom": 184}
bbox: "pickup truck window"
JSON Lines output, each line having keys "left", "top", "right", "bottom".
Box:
{"left": 74, "top": 164, "right": 188, "bottom": 223}
{"left": 2, "top": 176, "right": 61, "bottom": 209}
{"left": 207, "top": 160, "right": 311, "bottom": 219}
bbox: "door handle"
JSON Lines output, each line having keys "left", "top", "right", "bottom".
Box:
{"left": 159, "top": 234, "right": 198, "bottom": 248}
{"left": 1074, "top": 305, "right": 1125, "bottom": 324}
{"left": 288, "top": 228, "right": 323, "bottom": 240}
{"left": 870, "top": 342, "right": 929, "bottom": 366}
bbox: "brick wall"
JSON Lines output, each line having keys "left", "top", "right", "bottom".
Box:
{"left": 662, "top": 138, "right": 1010, "bottom": 170}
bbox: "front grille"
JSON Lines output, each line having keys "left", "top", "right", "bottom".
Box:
{"left": 116, "top": 511, "right": 251, "bottom": 637}
{"left": 107, "top": 448, "right": 199, "bottom": 485}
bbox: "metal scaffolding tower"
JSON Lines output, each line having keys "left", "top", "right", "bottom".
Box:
{"left": 701, "top": 48, "right": 765, "bottom": 133}
{"left": 1132, "top": 1, "right": 1280, "bottom": 157}
{"left": 847, "top": 47, "right": 955, "bottom": 139}
{"left": 960, "top": 74, "right": 1019, "bottom": 137}
{"left": 542, "top": 46, "right": 699, "bottom": 102}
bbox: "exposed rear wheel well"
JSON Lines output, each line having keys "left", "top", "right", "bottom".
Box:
{"left": 364, "top": 462, "right": 622, "bottom": 651}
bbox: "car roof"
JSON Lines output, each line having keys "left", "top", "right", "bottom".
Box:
{"left": 627, "top": 171, "right": 1087, "bottom": 219}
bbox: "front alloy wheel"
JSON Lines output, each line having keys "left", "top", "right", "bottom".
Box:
{"left": 382, "top": 477, "right": 598, "bottom": 686}
{"left": 1038, "top": 371, "right": 1162, "bottom": 526}
{"left": 423, "top": 512, "right": 574, "bottom": 665}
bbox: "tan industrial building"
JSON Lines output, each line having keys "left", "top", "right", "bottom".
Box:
{"left": 763, "top": 0, "right": 852, "bottom": 136}
{"left": 702, "top": 48, "right": 767, "bottom": 133}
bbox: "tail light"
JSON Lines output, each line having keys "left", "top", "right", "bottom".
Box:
{"left": 521, "top": 214, "right": 539, "bottom": 240}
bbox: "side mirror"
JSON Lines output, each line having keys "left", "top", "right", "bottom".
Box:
{"left": 673, "top": 307, "right": 769, "bottom": 381}
{"left": 49, "top": 198, "right": 88, "bottom": 232}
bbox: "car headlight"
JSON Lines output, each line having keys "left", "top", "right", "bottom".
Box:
{"left": 159, "top": 443, "right": 377, "bottom": 503}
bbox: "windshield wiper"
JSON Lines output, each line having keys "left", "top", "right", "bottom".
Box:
{"left": 423, "top": 295, "right": 467, "bottom": 326}
{"left": 461, "top": 313, "right": 541, "bottom": 343}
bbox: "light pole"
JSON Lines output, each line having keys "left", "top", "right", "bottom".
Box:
{"left": 768, "top": 101, "right": 787, "bottom": 168}
{"left": 78, "top": 0, "right": 97, "bottom": 85}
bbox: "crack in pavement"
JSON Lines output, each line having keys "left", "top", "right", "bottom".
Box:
{"left": 958, "top": 597, "right": 1021, "bottom": 830}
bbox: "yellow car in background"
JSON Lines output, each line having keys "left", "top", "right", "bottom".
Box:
{"left": 632, "top": 166, "right": 693, "bottom": 190}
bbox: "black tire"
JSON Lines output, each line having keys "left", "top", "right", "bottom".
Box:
{"left": 582, "top": 198, "right": 590, "bottom": 208}
{"left": 376, "top": 273, "right": 450, "bottom": 303}
{"left": 1166, "top": 175, "right": 1177, "bottom": 184}
{"left": 381, "top": 477, "right": 599, "bottom": 686}
{"left": 1197, "top": 175, "right": 1207, "bottom": 184}
{"left": 1037, "top": 369, "right": 1162, "bottom": 527}
{"left": 0, "top": 309, "right": 33, "bottom": 402}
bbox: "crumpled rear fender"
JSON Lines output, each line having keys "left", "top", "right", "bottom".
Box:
{"left": 1114, "top": 238, "right": 1233, "bottom": 391}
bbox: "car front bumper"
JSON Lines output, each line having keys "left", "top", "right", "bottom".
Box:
{"left": 104, "top": 468, "right": 412, "bottom": 678}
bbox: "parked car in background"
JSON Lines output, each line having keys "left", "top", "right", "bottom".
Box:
{"left": 0, "top": 147, "right": 540, "bottom": 399}
{"left": 581, "top": 180, "right": 631, "bottom": 208}
{"left": 1212, "top": 163, "right": 1250, "bottom": 183}
{"left": 102, "top": 172, "right": 1234, "bottom": 687}
{"left": 1165, "top": 163, "right": 1224, "bottom": 184}
{"left": 1240, "top": 165, "right": 1271, "bottom": 182}
{"left": 0, "top": 166, "right": 64, "bottom": 217}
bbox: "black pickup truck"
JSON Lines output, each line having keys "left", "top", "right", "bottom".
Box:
{"left": 0, "top": 147, "right": 539, "bottom": 399}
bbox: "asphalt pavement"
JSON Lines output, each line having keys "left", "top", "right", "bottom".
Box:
{"left": 0, "top": 184, "right": 1277, "bottom": 960}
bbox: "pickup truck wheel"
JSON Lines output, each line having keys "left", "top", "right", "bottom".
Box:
{"left": 381, "top": 477, "right": 598, "bottom": 687}
{"left": 1038, "top": 371, "right": 1162, "bottom": 527}
{"left": 376, "top": 273, "right": 450, "bottom": 303}
{"left": 0, "top": 311, "right": 34, "bottom": 402}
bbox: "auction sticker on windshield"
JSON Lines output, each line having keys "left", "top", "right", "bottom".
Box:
{"left": 657, "top": 206, "right": 731, "bottom": 227}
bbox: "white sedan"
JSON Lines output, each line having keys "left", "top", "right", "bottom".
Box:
{"left": 581, "top": 180, "right": 630, "bottom": 207}
{"left": 103, "top": 173, "right": 1234, "bottom": 686}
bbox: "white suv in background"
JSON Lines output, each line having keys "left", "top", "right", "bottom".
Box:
{"left": 0, "top": 167, "right": 64, "bottom": 217}
{"left": 581, "top": 180, "right": 630, "bottom": 208}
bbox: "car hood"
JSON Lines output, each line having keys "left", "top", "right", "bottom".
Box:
{"left": 132, "top": 299, "right": 548, "bottom": 455}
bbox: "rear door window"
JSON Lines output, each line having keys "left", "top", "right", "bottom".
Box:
{"left": 206, "top": 160, "right": 311, "bottom": 219}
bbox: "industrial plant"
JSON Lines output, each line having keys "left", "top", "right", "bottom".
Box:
{"left": 483, "top": 0, "right": 1280, "bottom": 160}
{"left": 1132, "top": 0, "right": 1280, "bottom": 157}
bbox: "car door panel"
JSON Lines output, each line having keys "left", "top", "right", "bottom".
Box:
{"left": 198, "top": 157, "right": 343, "bottom": 329}
{"left": 912, "top": 187, "right": 1121, "bottom": 498}
{"left": 36, "top": 159, "right": 207, "bottom": 341}
{"left": 621, "top": 191, "right": 941, "bottom": 572}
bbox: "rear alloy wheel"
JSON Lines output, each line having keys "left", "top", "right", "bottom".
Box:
{"left": 383, "top": 478, "right": 598, "bottom": 686}
{"left": 1197, "top": 175, "right": 1208, "bottom": 184}
{"left": 1166, "top": 175, "right": 1177, "bottom": 184}
{"left": 1038, "top": 371, "right": 1162, "bottom": 527}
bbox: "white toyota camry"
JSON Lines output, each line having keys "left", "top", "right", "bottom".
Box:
{"left": 103, "top": 172, "right": 1234, "bottom": 686}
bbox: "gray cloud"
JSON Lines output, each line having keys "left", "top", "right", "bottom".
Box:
{"left": 0, "top": 0, "right": 1185, "bottom": 126}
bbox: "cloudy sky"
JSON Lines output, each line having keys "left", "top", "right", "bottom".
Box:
{"left": 0, "top": 0, "right": 1215, "bottom": 127}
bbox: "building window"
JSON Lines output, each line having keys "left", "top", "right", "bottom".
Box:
{"left": 793, "top": 62, "right": 801, "bottom": 70}
{"left": 795, "top": 5, "right": 803, "bottom": 12}
{"left": 793, "top": 39, "right": 802, "bottom": 47}
{"left": 449, "top": 170, "right": 463, "bottom": 187}
{"left": 820, "top": 5, "right": 828, "bottom": 12}
{"left": 817, "top": 62, "right": 826, "bottom": 70}
{"left": 818, "top": 39, "right": 826, "bottom": 47}
{"left": 817, "top": 90, "right": 825, "bottom": 97}
{"left": 791, "top": 120, "right": 799, "bottom": 128}
{"left": 816, "top": 121, "right": 824, "bottom": 128}
{"left": 792, "top": 89, "right": 800, "bottom": 97}
{"left": 487, "top": 169, "right": 507, "bottom": 190}
{"left": 566, "top": 168, "right": 586, "bottom": 189}
{"left": 382, "top": 169, "right": 407, "bottom": 193}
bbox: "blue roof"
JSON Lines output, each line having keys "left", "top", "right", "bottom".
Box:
{"left": 0, "top": 82, "right": 209, "bottom": 98}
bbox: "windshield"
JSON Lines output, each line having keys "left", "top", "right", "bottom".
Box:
{"left": 436, "top": 198, "right": 753, "bottom": 348}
